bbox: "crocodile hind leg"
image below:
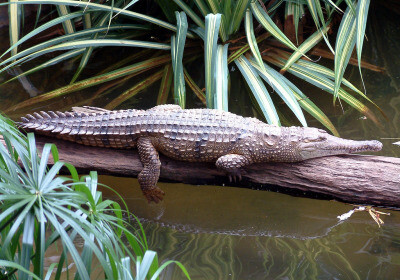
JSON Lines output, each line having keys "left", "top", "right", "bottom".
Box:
{"left": 215, "top": 154, "right": 251, "bottom": 182}
{"left": 137, "top": 137, "right": 165, "bottom": 203}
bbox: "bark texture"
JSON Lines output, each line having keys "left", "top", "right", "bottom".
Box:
{"left": 4, "top": 135, "right": 400, "bottom": 208}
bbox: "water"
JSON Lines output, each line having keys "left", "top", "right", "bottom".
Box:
{"left": 1, "top": 1, "right": 400, "bottom": 279}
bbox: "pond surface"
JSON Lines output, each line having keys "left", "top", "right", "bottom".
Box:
{"left": 1, "top": 2, "right": 400, "bottom": 279}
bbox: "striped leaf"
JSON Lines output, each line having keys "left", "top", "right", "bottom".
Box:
{"left": 245, "top": 8, "right": 265, "bottom": 72}
{"left": 265, "top": 55, "right": 378, "bottom": 124}
{"left": 0, "top": 24, "right": 146, "bottom": 68}
{"left": 204, "top": 13, "right": 221, "bottom": 108}
{"left": 204, "top": 0, "right": 228, "bottom": 41}
{"left": 70, "top": 14, "right": 109, "bottom": 83}
{"left": 228, "top": 0, "right": 250, "bottom": 35}
{"left": 214, "top": 44, "right": 229, "bottom": 111}
{"left": 8, "top": 0, "right": 21, "bottom": 57}
{"left": 250, "top": 59, "right": 307, "bottom": 126}
{"left": 356, "top": 0, "right": 371, "bottom": 86}
{"left": 0, "top": 39, "right": 170, "bottom": 75}
{"left": 306, "top": 0, "right": 335, "bottom": 53}
{"left": 281, "top": 22, "right": 330, "bottom": 73}
{"left": 285, "top": 1, "right": 304, "bottom": 45}
{"left": 250, "top": 1, "right": 298, "bottom": 52}
{"left": 56, "top": 5, "right": 75, "bottom": 34}
{"left": 268, "top": 0, "right": 284, "bottom": 14}
{"left": 1, "top": 11, "right": 85, "bottom": 59}
{"left": 8, "top": 54, "right": 171, "bottom": 111}
{"left": 334, "top": 6, "right": 357, "bottom": 100}
{"left": 173, "top": 0, "right": 205, "bottom": 29}
{"left": 280, "top": 75, "right": 339, "bottom": 136}
{"left": 171, "top": 12, "right": 188, "bottom": 108}
{"left": 235, "top": 55, "right": 280, "bottom": 126}
{"left": 157, "top": 64, "right": 173, "bottom": 105}
{"left": 5, "top": 49, "right": 85, "bottom": 84}
{"left": 193, "top": 0, "right": 210, "bottom": 16}
{"left": 250, "top": 1, "right": 309, "bottom": 61}
{"left": 0, "top": 0, "right": 179, "bottom": 34}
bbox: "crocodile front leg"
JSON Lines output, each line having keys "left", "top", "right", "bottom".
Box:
{"left": 137, "top": 137, "right": 165, "bottom": 203}
{"left": 216, "top": 154, "right": 251, "bottom": 182}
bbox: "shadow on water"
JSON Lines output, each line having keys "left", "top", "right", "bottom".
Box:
{"left": 1, "top": 1, "right": 400, "bottom": 279}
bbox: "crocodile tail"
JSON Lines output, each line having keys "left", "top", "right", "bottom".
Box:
{"left": 19, "top": 111, "right": 83, "bottom": 135}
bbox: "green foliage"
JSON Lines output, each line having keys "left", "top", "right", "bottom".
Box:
{"left": 0, "top": 0, "right": 381, "bottom": 134}
{"left": 0, "top": 116, "right": 190, "bottom": 279}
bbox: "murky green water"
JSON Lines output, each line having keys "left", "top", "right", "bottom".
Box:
{"left": 1, "top": 1, "right": 400, "bottom": 279}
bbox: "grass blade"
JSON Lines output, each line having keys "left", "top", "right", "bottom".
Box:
{"left": 214, "top": 44, "right": 229, "bottom": 111}
{"left": 235, "top": 55, "right": 280, "bottom": 126}
{"left": 204, "top": 13, "right": 221, "bottom": 108}
{"left": 0, "top": 261, "right": 41, "bottom": 280}
{"left": 19, "top": 212, "right": 35, "bottom": 280}
{"left": 171, "top": 12, "right": 188, "bottom": 108}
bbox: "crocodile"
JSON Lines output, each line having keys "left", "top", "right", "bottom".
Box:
{"left": 19, "top": 104, "right": 383, "bottom": 203}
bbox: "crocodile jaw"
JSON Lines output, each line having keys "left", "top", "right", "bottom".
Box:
{"left": 298, "top": 134, "right": 383, "bottom": 160}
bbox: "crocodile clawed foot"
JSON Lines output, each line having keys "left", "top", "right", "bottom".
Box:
{"left": 143, "top": 187, "right": 165, "bottom": 203}
{"left": 228, "top": 171, "right": 242, "bottom": 183}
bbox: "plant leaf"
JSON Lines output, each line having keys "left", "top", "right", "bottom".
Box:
{"left": 250, "top": 59, "right": 307, "bottom": 126}
{"left": 245, "top": 8, "right": 265, "bottom": 72}
{"left": 235, "top": 55, "right": 280, "bottom": 126}
{"left": 281, "top": 22, "right": 330, "bottom": 73}
{"left": 172, "top": 0, "right": 205, "bottom": 28}
{"left": 204, "top": 13, "right": 221, "bottom": 108}
{"left": 214, "top": 44, "right": 229, "bottom": 111}
{"left": 228, "top": 0, "right": 250, "bottom": 35}
{"left": 8, "top": 55, "right": 171, "bottom": 111}
{"left": 334, "top": 6, "right": 356, "bottom": 100}
{"left": 171, "top": 12, "right": 188, "bottom": 108}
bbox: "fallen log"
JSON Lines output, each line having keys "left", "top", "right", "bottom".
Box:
{"left": 3, "top": 135, "right": 400, "bottom": 208}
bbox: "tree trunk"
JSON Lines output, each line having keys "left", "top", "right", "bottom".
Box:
{"left": 5, "top": 135, "right": 400, "bottom": 208}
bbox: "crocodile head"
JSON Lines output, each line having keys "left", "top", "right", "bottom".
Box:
{"left": 296, "top": 127, "right": 382, "bottom": 160}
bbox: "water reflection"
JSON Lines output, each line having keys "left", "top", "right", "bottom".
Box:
{"left": 99, "top": 177, "right": 400, "bottom": 279}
